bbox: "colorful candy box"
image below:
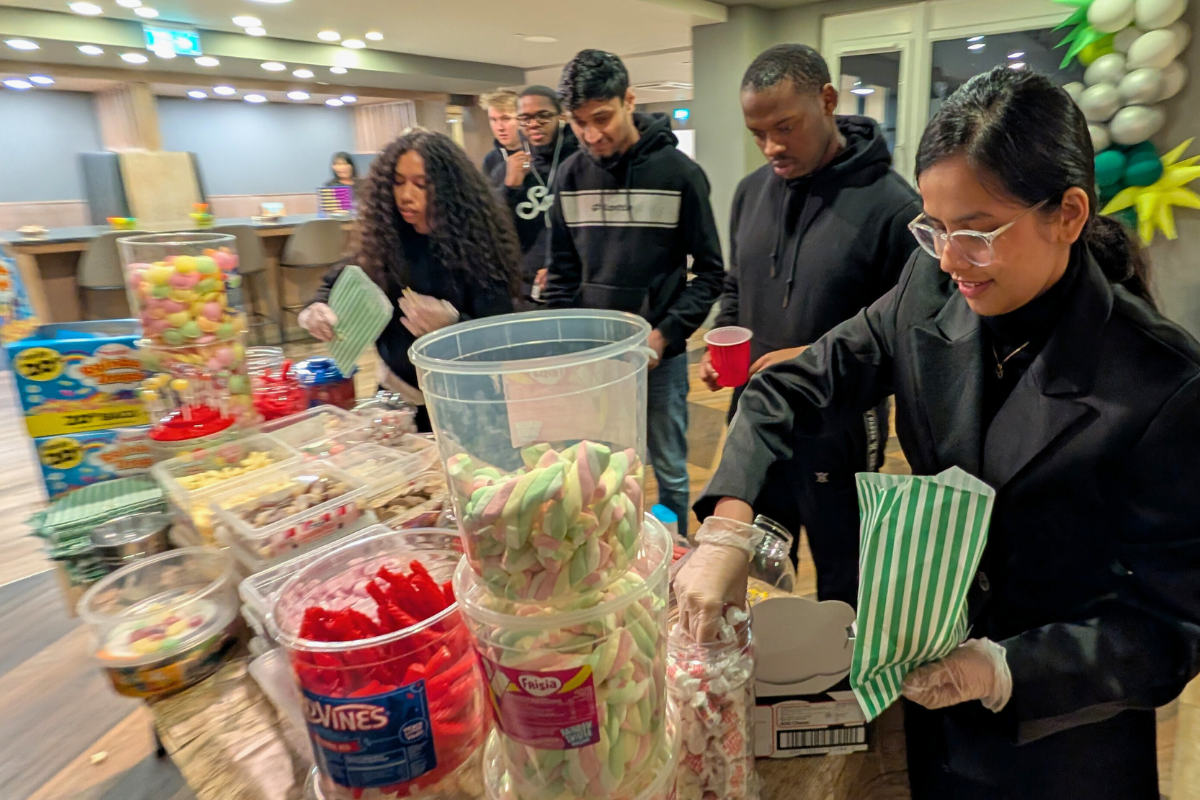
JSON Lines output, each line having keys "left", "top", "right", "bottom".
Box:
{"left": 34, "top": 425, "right": 153, "bottom": 500}
{"left": 5, "top": 320, "right": 149, "bottom": 437}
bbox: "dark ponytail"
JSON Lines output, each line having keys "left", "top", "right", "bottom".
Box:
{"left": 915, "top": 66, "right": 1154, "bottom": 307}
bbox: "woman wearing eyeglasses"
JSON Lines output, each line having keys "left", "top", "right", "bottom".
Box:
{"left": 676, "top": 66, "right": 1200, "bottom": 799}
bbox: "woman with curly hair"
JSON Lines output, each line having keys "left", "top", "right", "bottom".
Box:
{"left": 300, "top": 129, "right": 521, "bottom": 428}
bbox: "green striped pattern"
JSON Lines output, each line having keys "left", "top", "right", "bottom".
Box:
{"left": 327, "top": 264, "right": 393, "bottom": 377}
{"left": 850, "top": 467, "right": 996, "bottom": 720}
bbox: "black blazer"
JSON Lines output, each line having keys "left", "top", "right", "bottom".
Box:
{"left": 699, "top": 249, "right": 1200, "bottom": 799}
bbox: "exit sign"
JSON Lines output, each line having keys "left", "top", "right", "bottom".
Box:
{"left": 143, "top": 25, "right": 202, "bottom": 56}
{"left": 673, "top": 108, "right": 690, "bottom": 122}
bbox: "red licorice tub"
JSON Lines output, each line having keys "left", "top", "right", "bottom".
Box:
{"left": 271, "top": 527, "right": 486, "bottom": 799}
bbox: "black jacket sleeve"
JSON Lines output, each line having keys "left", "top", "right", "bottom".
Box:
{"left": 1002, "top": 372, "right": 1200, "bottom": 744}
{"left": 543, "top": 169, "right": 582, "bottom": 309}
{"left": 714, "top": 183, "right": 747, "bottom": 329}
{"left": 655, "top": 162, "right": 725, "bottom": 350}
{"left": 309, "top": 259, "right": 350, "bottom": 306}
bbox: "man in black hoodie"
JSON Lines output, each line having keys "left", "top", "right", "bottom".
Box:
{"left": 699, "top": 44, "right": 921, "bottom": 605}
{"left": 479, "top": 90, "right": 521, "bottom": 182}
{"left": 491, "top": 85, "right": 579, "bottom": 306}
{"left": 545, "top": 49, "right": 725, "bottom": 527}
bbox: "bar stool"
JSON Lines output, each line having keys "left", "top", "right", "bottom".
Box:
{"left": 214, "top": 224, "right": 278, "bottom": 345}
{"left": 277, "top": 219, "right": 347, "bottom": 343}
{"left": 78, "top": 230, "right": 144, "bottom": 320}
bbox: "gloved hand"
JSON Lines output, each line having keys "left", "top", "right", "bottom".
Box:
{"left": 673, "top": 516, "right": 765, "bottom": 643}
{"left": 399, "top": 288, "right": 460, "bottom": 337}
{"left": 298, "top": 302, "right": 337, "bottom": 342}
{"left": 902, "top": 638, "right": 1013, "bottom": 712}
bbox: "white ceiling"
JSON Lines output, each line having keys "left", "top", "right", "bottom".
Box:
{"left": 525, "top": 48, "right": 694, "bottom": 104}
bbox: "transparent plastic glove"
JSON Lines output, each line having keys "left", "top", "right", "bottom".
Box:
{"left": 902, "top": 638, "right": 1013, "bottom": 712}
{"left": 693, "top": 515, "right": 766, "bottom": 557}
{"left": 674, "top": 543, "right": 749, "bottom": 644}
{"left": 398, "top": 288, "right": 460, "bottom": 337}
{"left": 297, "top": 302, "right": 337, "bottom": 342}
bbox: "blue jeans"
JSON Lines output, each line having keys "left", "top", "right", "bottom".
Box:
{"left": 647, "top": 353, "right": 690, "bottom": 525}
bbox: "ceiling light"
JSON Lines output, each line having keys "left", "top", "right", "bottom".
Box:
{"left": 187, "top": 90, "right": 207, "bottom": 99}
{"left": 340, "top": 94, "right": 356, "bottom": 103}
{"left": 29, "top": 75, "right": 55, "bottom": 85}
{"left": 287, "top": 90, "right": 309, "bottom": 100}
{"left": 968, "top": 43, "right": 985, "bottom": 51}
{"left": 261, "top": 61, "right": 286, "bottom": 71}
{"left": 213, "top": 85, "right": 236, "bottom": 95}
{"left": 5, "top": 39, "right": 40, "bottom": 51}
{"left": 1009, "top": 61, "right": 1026, "bottom": 70}
{"left": 325, "top": 98, "right": 343, "bottom": 106}
{"left": 121, "top": 52, "right": 149, "bottom": 63}
{"left": 1007, "top": 51, "right": 1025, "bottom": 59}
{"left": 329, "top": 66, "right": 347, "bottom": 74}
{"left": 245, "top": 27, "right": 266, "bottom": 36}
{"left": 365, "top": 31, "right": 383, "bottom": 41}
{"left": 342, "top": 39, "right": 365, "bottom": 49}
{"left": 293, "top": 68, "right": 314, "bottom": 78}
{"left": 317, "top": 30, "right": 340, "bottom": 41}
{"left": 155, "top": 48, "right": 175, "bottom": 58}
{"left": 522, "top": 35, "right": 557, "bottom": 43}
{"left": 244, "top": 94, "right": 267, "bottom": 103}
{"left": 69, "top": 3, "right": 104, "bottom": 16}
{"left": 3, "top": 79, "right": 33, "bottom": 90}
{"left": 967, "top": 35, "right": 984, "bottom": 42}
{"left": 232, "top": 15, "right": 261, "bottom": 27}
{"left": 79, "top": 44, "right": 104, "bottom": 55}
{"left": 195, "top": 56, "right": 219, "bottom": 67}
{"left": 115, "top": 0, "right": 141, "bottom": 6}
{"left": 134, "top": 6, "right": 158, "bottom": 17}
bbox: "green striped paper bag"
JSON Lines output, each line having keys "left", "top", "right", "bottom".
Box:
{"left": 326, "top": 264, "right": 393, "bottom": 377}
{"left": 851, "top": 466, "right": 996, "bottom": 720}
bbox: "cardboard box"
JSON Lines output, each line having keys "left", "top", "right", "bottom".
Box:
{"left": 5, "top": 320, "right": 149, "bottom": 437}
{"left": 34, "top": 426, "right": 154, "bottom": 500}
{"left": 754, "top": 686, "right": 868, "bottom": 758}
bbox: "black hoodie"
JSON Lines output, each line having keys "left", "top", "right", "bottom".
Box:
{"left": 481, "top": 140, "right": 517, "bottom": 186}
{"left": 716, "top": 116, "right": 921, "bottom": 363}
{"left": 491, "top": 125, "right": 580, "bottom": 296}
{"left": 544, "top": 113, "right": 724, "bottom": 359}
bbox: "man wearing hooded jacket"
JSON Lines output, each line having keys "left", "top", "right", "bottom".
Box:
{"left": 545, "top": 49, "right": 725, "bottom": 528}
{"left": 700, "top": 44, "right": 922, "bottom": 606}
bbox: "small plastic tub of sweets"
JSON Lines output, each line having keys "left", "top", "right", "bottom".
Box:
{"left": 352, "top": 394, "right": 418, "bottom": 447}
{"left": 295, "top": 357, "right": 357, "bottom": 410}
{"left": 271, "top": 527, "right": 487, "bottom": 800}
{"left": 262, "top": 405, "right": 370, "bottom": 458}
{"left": 330, "top": 444, "right": 444, "bottom": 525}
{"left": 78, "top": 547, "right": 241, "bottom": 698}
{"left": 455, "top": 514, "right": 670, "bottom": 800}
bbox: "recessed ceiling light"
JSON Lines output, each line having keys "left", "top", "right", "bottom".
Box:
{"left": 69, "top": 3, "right": 104, "bottom": 16}
{"left": 1009, "top": 61, "right": 1026, "bottom": 70}
{"left": 79, "top": 44, "right": 104, "bottom": 55}
{"left": 851, "top": 86, "right": 875, "bottom": 95}
{"left": 287, "top": 90, "right": 310, "bottom": 100}
{"left": 5, "top": 39, "right": 40, "bottom": 51}
{"left": 325, "top": 98, "right": 343, "bottom": 106}
{"left": 317, "top": 30, "right": 340, "bottom": 41}
{"left": 245, "top": 27, "right": 266, "bottom": 36}
{"left": 967, "top": 43, "right": 985, "bottom": 51}
{"left": 115, "top": 0, "right": 141, "bottom": 6}
{"left": 292, "top": 68, "right": 314, "bottom": 78}
{"left": 3, "top": 78, "right": 33, "bottom": 90}
{"left": 120, "top": 52, "right": 149, "bottom": 63}
{"left": 261, "top": 61, "right": 286, "bottom": 71}
{"left": 365, "top": 31, "right": 383, "bottom": 41}
{"left": 244, "top": 94, "right": 267, "bottom": 103}
{"left": 340, "top": 94, "right": 356, "bottom": 103}
{"left": 213, "top": 85, "right": 236, "bottom": 95}
{"left": 187, "top": 90, "right": 207, "bottom": 99}
{"left": 342, "top": 39, "right": 365, "bottom": 49}
{"left": 155, "top": 49, "right": 175, "bottom": 59}
{"left": 1007, "top": 51, "right": 1025, "bottom": 59}
{"left": 134, "top": 6, "right": 158, "bottom": 17}
{"left": 329, "top": 66, "right": 347, "bottom": 74}
{"left": 521, "top": 35, "right": 557, "bottom": 43}
{"left": 29, "top": 75, "right": 55, "bottom": 85}
{"left": 195, "top": 56, "right": 219, "bottom": 67}
{"left": 967, "top": 35, "right": 984, "bottom": 42}
{"left": 232, "top": 15, "right": 261, "bottom": 27}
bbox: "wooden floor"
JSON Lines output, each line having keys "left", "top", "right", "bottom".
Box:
{"left": 0, "top": 334, "right": 1178, "bottom": 799}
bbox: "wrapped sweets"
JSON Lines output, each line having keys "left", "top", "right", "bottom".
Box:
{"left": 446, "top": 440, "right": 645, "bottom": 602}
{"left": 125, "top": 250, "right": 247, "bottom": 348}
{"left": 455, "top": 514, "right": 671, "bottom": 800}
{"left": 668, "top": 608, "right": 758, "bottom": 800}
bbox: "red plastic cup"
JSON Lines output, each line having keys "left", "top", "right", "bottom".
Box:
{"left": 703, "top": 326, "right": 753, "bottom": 388}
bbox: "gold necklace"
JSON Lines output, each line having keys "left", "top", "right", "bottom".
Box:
{"left": 992, "top": 341, "right": 1031, "bottom": 379}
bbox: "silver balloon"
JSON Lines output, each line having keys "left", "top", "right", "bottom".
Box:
{"left": 1118, "top": 67, "right": 1165, "bottom": 103}
{"left": 1079, "top": 83, "right": 1123, "bottom": 121}
{"left": 1158, "top": 59, "right": 1189, "bottom": 100}
{"left": 1089, "top": 123, "right": 1112, "bottom": 153}
{"left": 1064, "top": 81, "right": 1086, "bottom": 103}
{"left": 1109, "top": 104, "right": 1167, "bottom": 144}
{"left": 1085, "top": 52, "right": 1128, "bottom": 86}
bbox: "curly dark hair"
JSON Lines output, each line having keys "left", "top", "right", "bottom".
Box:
{"left": 558, "top": 49, "right": 628, "bottom": 112}
{"left": 351, "top": 129, "right": 521, "bottom": 298}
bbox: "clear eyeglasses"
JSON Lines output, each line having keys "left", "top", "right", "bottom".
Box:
{"left": 907, "top": 200, "right": 1046, "bottom": 267}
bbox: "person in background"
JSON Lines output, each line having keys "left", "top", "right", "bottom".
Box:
{"left": 678, "top": 67, "right": 1200, "bottom": 799}
{"left": 299, "top": 130, "right": 520, "bottom": 431}
{"left": 480, "top": 90, "right": 521, "bottom": 183}
{"left": 325, "top": 151, "right": 358, "bottom": 187}
{"left": 699, "top": 44, "right": 921, "bottom": 606}
{"left": 493, "top": 85, "right": 579, "bottom": 307}
{"left": 545, "top": 49, "right": 725, "bottom": 527}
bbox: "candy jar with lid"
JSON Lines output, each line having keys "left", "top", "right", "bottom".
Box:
{"left": 748, "top": 515, "right": 797, "bottom": 593}
{"left": 253, "top": 360, "right": 308, "bottom": 421}
{"left": 295, "top": 357, "right": 356, "bottom": 410}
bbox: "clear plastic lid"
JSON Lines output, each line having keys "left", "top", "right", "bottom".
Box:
{"left": 260, "top": 404, "right": 369, "bottom": 457}
{"left": 327, "top": 443, "right": 432, "bottom": 502}
{"left": 151, "top": 433, "right": 299, "bottom": 517}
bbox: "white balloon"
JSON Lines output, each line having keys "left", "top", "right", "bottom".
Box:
{"left": 1079, "top": 83, "right": 1123, "bottom": 121}
{"left": 1127, "top": 28, "right": 1182, "bottom": 69}
{"left": 1135, "top": 0, "right": 1186, "bottom": 30}
{"left": 1064, "top": 81, "right": 1087, "bottom": 103}
{"left": 1090, "top": 0, "right": 1138, "bottom": 32}
{"left": 1158, "top": 59, "right": 1189, "bottom": 100}
{"left": 1167, "top": 20, "right": 1191, "bottom": 49}
{"left": 1086, "top": 53, "right": 1129, "bottom": 85}
{"left": 1119, "top": 67, "right": 1165, "bottom": 102}
{"left": 1109, "top": 104, "right": 1167, "bottom": 144}
{"left": 1114, "top": 26, "right": 1143, "bottom": 52}
{"left": 1090, "top": 124, "right": 1112, "bottom": 152}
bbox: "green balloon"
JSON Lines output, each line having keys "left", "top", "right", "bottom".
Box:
{"left": 1095, "top": 149, "right": 1127, "bottom": 188}
{"left": 1124, "top": 156, "right": 1164, "bottom": 187}
{"left": 1109, "top": 207, "right": 1138, "bottom": 230}
{"left": 1124, "top": 141, "right": 1158, "bottom": 162}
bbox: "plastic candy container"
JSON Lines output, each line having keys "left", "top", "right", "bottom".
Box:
{"left": 78, "top": 547, "right": 240, "bottom": 698}
{"left": 748, "top": 515, "right": 797, "bottom": 593}
{"left": 271, "top": 527, "right": 486, "bottom": 800}
{"left": 295, "top": 357, "right": 357, "bottom": 410}
{"left": 253, "top": 359, "right": 309, "bottom": 422}
{"left": 330, "top": 444, "right": 448, "bottom": 530}
{"left": 668, "top": 609, "right": 758, "bottom": 800}
{"left": 262, "top": 405, "right": 370, "bottom": 458}
{"left": 352, "top": 393, "right": 418, "bottom": 447}
{"left": 455, "top": 515, "right": 671, "bottom": 800}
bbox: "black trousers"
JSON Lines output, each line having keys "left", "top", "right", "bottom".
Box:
{"left": 728, "top": 388, "right": 888, "bottom": 607}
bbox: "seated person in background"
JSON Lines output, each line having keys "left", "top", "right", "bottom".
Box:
{"left": 299, "top": 130, "right": 521, "bottom": 431}
{"left": 325, "top": 151, "right": 358, "bottom": 187}
{"left": 480, "top": 90, "right": 521, "bottom": 184}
